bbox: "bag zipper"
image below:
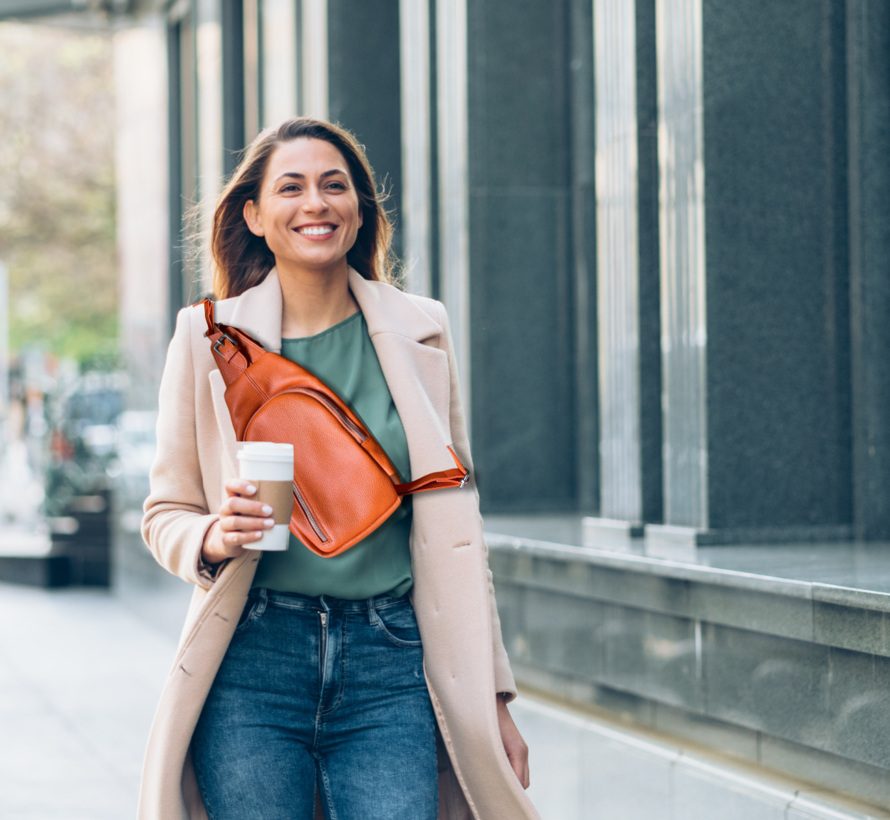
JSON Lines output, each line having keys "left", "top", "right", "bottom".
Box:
{"left": 293, "top": 482, "right": 329, "bottom": 543}
{"left": 282, "top": 388, "right": 368, "bottom": 443}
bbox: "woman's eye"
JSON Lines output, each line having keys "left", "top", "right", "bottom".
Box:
{"left": 280, "top": 184, "right": 300, "bottom": 193}
{"left": 327, "top": 182, "right": 346, "bottom": 191}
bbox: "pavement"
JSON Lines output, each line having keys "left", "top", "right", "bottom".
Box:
{"left": 0, "top": 582, "right": 179, "bottom": 820}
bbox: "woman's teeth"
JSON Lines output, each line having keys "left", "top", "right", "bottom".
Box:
{"left": 298, "top": 225, "right": 334, "bottom": 236}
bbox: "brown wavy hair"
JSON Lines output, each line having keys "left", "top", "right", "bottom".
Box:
{"left": 210, "top": 117, "right": 397, "bottom": 299}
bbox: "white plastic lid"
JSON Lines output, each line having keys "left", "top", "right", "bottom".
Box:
{"left": 236, "top": 442, "right": 295, "bottom": 463}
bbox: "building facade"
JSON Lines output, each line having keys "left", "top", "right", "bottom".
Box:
{"left": 137, "top": 0, "right": 890, "bottom": 545}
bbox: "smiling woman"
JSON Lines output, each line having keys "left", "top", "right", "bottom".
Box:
{"left": 139, "top": 116, "right": 538, "bottom": 820}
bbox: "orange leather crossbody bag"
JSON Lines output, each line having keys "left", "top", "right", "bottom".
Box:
{"left": 201, "top": 300, "right": 469, "bottom": 558}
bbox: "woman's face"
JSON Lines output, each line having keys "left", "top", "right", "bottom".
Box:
{"left": 243, "top": 137, "right": 363, "bottom": 275}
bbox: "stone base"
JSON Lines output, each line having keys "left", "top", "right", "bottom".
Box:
{"left": 581, "top": 516, "right": 645, "bottom": 547}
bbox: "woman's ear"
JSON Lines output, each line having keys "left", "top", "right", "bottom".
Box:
{"left": 243, "top": 199, "right": 265, "bottom": 237}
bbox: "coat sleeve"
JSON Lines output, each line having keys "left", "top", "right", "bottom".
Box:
{"left": 435, "top": 300, "right": 518, "bottom": 703}
{"left": 142, "top": 307, "right": 220, "bottom": 588}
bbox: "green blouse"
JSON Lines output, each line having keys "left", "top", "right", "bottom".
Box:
{"left": 251, "top": 310, "right": 414, "bottom": 599}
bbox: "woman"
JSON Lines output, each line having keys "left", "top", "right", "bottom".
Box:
{"left": 140, "top": 117, "right": 538, "bottom": 820}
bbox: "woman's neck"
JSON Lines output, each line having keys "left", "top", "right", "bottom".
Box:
{"left": 277, "top": 259, "right": 359, "bottom": 339}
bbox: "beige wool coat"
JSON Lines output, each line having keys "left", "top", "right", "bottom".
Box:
{"left": 139, "top": 268, "right": 540, "bottom": 820}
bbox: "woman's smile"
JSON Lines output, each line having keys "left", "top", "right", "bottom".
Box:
{"left": 295, "top": 221, "right": 338, "bottom": 239}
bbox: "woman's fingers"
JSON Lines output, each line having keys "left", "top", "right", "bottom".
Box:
{"left": 224, "top": 478, "right": 258, "bottom": 497}
{"left": 222, "top": 494, "right": 274, "bottom": 518}
{"left": 221, "top": 514, "right": 275, "bottom": 533}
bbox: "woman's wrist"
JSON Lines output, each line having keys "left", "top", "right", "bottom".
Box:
{"left": 201, "top": 520, "right": 228, "bottom": 565}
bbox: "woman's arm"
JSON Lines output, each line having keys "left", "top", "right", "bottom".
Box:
{"left": 141, "top": 307, "right": 221, "bottom": 587}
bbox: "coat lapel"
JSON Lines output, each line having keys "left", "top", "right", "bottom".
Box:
{"left": 215, "top": 268, "right": 284, "bottom": 353}
{"left": 348, "top": 269, "right": 454, "bottom": 479}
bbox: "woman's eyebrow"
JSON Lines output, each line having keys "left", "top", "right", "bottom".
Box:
{"left": 273, "top": 169, "right": 348, "bottom": 183}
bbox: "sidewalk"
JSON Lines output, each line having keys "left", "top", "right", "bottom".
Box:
{"left": 0, "top": 582, "right": 178, "bottom": 820}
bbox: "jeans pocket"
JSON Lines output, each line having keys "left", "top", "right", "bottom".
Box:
{"left": 233, "top": 597, "right": 262, "bottom": 635}
{"left": 373, "top": 603, "right": 423, "bottom": 648}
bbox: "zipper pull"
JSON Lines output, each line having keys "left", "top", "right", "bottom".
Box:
{"left": 320, "top": 612, "right": 327, "bottom": 627}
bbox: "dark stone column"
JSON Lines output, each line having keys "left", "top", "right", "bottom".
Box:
{"left": 221, "top": 0, "right": 245, "bottom": 177}
{"left": 327, "top": 0, "right": 403, "bottom": 256}
{"left": 651, "top": 0, "right": 853, "bottom": 544}
{"left": 570, "top": 0, "right": 600, "bottom": 515}
{"left": 847, "top": 0, "right": 890, "bottom": 540}
{"left": 466, "top": 0, "right": 577, "bottom": 513}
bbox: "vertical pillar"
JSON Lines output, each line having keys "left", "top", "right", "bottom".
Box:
{"left": 221, "top": 0, "right": 244, "bottom": 175}
{"left": 591, "top": 0, "right": 662, "bottom": 532}
{"left": 115, "top": 21, "right": 170, "bottom": 407}
{"left": 570, "top": 0, "right": 600, "bottom": 514}
{"left": 847, "top": 0, "right": 890, "bottom": 539}
{"left": 400, "top": 0, "right": 433, "bottom": 297}
{"left": 650, "top": 0, "right": 852, "bottom": 545}
{"left": 327, "top": 0, "right": 402, "bottom": 255}
{"left": 654, "top": 0, "right": 708, "bottom": 531}
{"left": 437, "top": 0, "right": 470, "bottom": 408}
{"left": 465, "top": 0, "right": 576, "bottom": 511}
{"left": 301, "top": 0, "right": 328, "bottom": 120}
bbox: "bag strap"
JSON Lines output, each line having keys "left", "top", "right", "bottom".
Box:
{"left": 200, "top": 299, "right": 471, "bottom": 497}
{"left": 394, "top": 446, "right": 470, "bottom": 496}
{"left": 201, "top": 299, "right": 266, "bottom": 383}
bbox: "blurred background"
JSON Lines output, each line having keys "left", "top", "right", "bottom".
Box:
{"left": 1, "top": 1, "right": 890, "bottom": 819}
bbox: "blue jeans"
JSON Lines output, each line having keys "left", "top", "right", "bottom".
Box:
{"left": 192, "top": 588, "right": 439, "bottom": 820}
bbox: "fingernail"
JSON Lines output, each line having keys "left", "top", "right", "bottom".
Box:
{"left": 262, "top": 505, "right": 273, "bottom": 515}
{"left": 264, "top": 518, "right": 275, "bottom": 527}
{"left": 245, "top": 484, "right": 257, "bottom": 494}
{"left": 255, "top": 531, "right": 263, "bottom": 539}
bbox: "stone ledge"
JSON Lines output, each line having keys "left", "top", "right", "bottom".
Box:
{"left": 489, "top": 531, "right": 890, "bottom": 806}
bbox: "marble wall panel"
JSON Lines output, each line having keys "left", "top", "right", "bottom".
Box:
{"left": 703, "top": 624, "right": 831, "bottom": 748}
{"left": 814, "top": 601, "right": 888, "bottom": 657}
{"left": 467, "top": 0, "right": 576, "bottom": 514}
{"left": 523, "top": 588, "right": 608, "bottom": 682}
{"left": 326, "top": 0, "right": 402, "bottom": 254}
{"left": 601, "top": 604, "right": 702, "bottom": 710}
{"left": 827, "top": 647, "right": 890, "bottom": 770}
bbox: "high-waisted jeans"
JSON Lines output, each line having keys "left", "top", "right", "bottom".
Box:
{"left": 192, "top": 588, "right": 439, "bottom": 820}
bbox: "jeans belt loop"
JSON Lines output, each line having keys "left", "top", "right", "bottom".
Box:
{"left": 367, "top": 596, "right": 379, "bottom": 626}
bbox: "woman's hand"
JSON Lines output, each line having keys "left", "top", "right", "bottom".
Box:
{"left": 201, "top": 479, "right": 276, "bottom": 565}
{"left": 497, "top": 695, "right": 530, "bottom": 789}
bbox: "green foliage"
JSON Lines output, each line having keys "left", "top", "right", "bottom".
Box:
{"left": 0, "top": 22, "right": 118, "bottom": 365}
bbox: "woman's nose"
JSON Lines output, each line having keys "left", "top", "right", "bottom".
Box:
{"left": 303, "top": 185, "right": 327, "bottom": 212}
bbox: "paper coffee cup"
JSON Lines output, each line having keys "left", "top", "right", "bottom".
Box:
{"left": 237, "top": 442, "right": 294, "bottom": 551}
